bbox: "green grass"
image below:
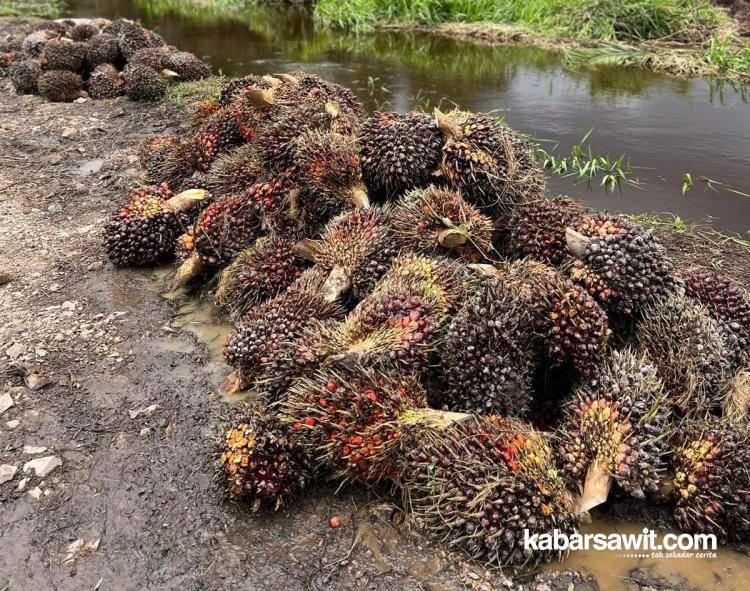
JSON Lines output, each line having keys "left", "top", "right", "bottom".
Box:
{"left": 166, "top": 76, "right": 228, "bottom": 112}
{"left": 0, "top": 0, "right": 62, "bottom": 17}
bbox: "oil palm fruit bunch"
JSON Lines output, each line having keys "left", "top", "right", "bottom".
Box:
{"left": 283, "top": 366, "right": 429, "bottom": 483}
{"left": 636, "top": 293, "right": 733, "bottom": 415}
{"left": 220, "top": 404, "right": 314, "bottom": 511}
{"left": 506, "top": 196, "right": 584, "bottom": 266}
{"left": 566, "top": 214, "right": 675, "bottom": 315}
{"left": 83, "top": 33, "right": 120, "bottom": 67}
{"left": 556, "top": 348, "right": 672, "bottom": 515}
{"left": 218, "top": 74, "right": 274, "bottom": 108}
{"left": 172, "top": 194, "right": 262, "bottom": 287}
{"left": 358, "top": 111, "right": 443, "bottom": 200}
{"left": 302, "top": 255, "right": 467, "bottom": 374}
{"left": 679, "top": 268, "right": 750, "bottom": 357}
{"left": 122, "top": 63, "right": 170, "bottom": 101}
{"left": 437, "top": 275, "right": 535, "bottom": 417}
{"left": 128, "top": 46, "right": 173, "bottom": 70}
{"left": 222, "top": 268, "right": 345, "bottom": 398}
{"left": 403, "top": 415, "right": 578, "bottom": 566}
{"left": 215, "top": 236, "right": 308, "bottom": 318}
{"left": 297, "top": 207, "right": 397, "bottom": 303}
{"left": 153, "top": 141, "right": 200, "bottom": 192}
{"left": 434, "top": 109, "right": 545, "bottom": 218}
{"left": 139, "top": 135, "right": 182, "bottom": 184}
{"left": 273, "top": 71, "right": 365, "bottom": 117}
{"left": 87, "top": 63, "right": 124, "bottom": 99}
{"left": 40, "top": 38, "right": 84, "bottom": 72}
{"left": 391, "top": 186, "right": 494, "bottom": 260}
{"left": 165, "top": 51, "right": 210, "bottom": 81}
{"left": 8, "top": 59, "right": 41, "bottom": 94}
{"left": 104, "top": 184, "right": 205, "bottom": 268}
{"left": 672, "top": 417, "right": 750, "bottom": 542}
{"left": 69, "top": 22, "right": 98, "bottom": 42}
{"left": 206, "top": 144, "right": 264, "bottom": 198}
{"left": 189, "top": 108, "right": 245, "bottom": 172}
{"left": 245, "top": 173, "right": 310, "bottom": 239}
{"left": 723, "top": 370, "right": 750, "bottom": 421}
{"left": 21, "top": 28, "right": 59, "bottom": 58}
{"left": 115, "top": 20, "right": 164, "bottom": 61}
{"left": 37, "top": 70, "right": 84, "bottom": 102}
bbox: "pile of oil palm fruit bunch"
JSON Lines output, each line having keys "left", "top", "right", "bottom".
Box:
{"left": 0, "top": 18, "right": 209, "bottom": 102}
{"left": 103, "top": 70, "right": 750, "bottom": 567}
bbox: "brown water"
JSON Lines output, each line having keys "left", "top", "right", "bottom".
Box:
{"left": 63, "top": 1, "right": 750, "bottom": 235}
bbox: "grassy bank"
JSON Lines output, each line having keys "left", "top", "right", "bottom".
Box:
{"left": 0, "top": 0, "right": 62, "bottom": 17}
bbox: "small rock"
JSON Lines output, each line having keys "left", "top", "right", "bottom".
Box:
{"left": 139, "top": 427, "right": 151, "bottom": 436}
{"left": 16, "top": 477, "right": 29, "bottom": 492}
{"left": 129, "top": 404, "right": 158, "bottom": 419}
{"left": 0, "top": 392, "right": 14, "bottom": 415}
{"left": 87, "top": 261, "right": 104, "bottom": 272}
{"left": 25, "top": 373, "right": 50, "bottom": 390}
{"left": 0, "top": 464, "right": 18, "bottom": 484}
{"left": 23, "top": 455, "right": 62, "bottom": 478}
{"left": 27, "top": 486, "right": 43, "bottom": 500}
{"left": 61, "top": 127, "right": 77, "bottom": 138}
{"left": 62, "top": 537, "right": 100, "bottom": 565}
{"left": 0, "top": 270, "right": 12, "bottom": 285}
{"left": 6, "top": 419, "right": 20, "bottom": 429}
{"left": 23, "top": 445, "right": 48, "bottom": 455}
{"left": 74, "top": 97, "right": 89, "bottom": 104}
{"left": 61, "top": 300, "right": 76, "bottom": 311}
{"left": 5, "top": 342, "right": 25, "bottom": 359}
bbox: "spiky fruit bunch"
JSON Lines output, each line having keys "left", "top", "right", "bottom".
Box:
{"left": 190, "top": 108, "right": 245, "bottom": 172}
{"left": 41, "top": 38, "right": 84, "bottom": 72}
{"left": 9, "top": 59, "right": 41, "bottom": 94}
{"left": 679, "top": 269, "right": 750, "bottom": 354}
{"left": 37, "top": 70, "right": 83, "bottom": 102}
{"left": 435, "top": 109, "right": 545, "bottom": 218}
{"left": 154, "top": 142, "right": 198, "bottom": 192}
{"left": 306, "top": 207, "right": 398, "bottom": 301}
{"left": 129, "top": 46, "right": 172, "bottom": 70}
{"left": 672, "top": 418, "right": 750, "bottom": 542}
{"left": 206, "top": 144, "right": 263, "bottom": 198}
{"left": 218, "top": 74, "right": 273, "bottom": 108}
{"left": 404, "top": 416, "right": 577, "bottom": 567}
{"left": 87, "top": 63, "right": 124, "bottom": 99}
{"left": 139, "top": 135, "right": 181, "bottom": 184}
{"left": 302, "top": 255, "right": 467, "bottom": 373}
{"left": 116, "top": 20, "right": 164, "bottom": 61}
{"left": 507, "top": 196, "right": 584, "bottom": 265}
{"left": 245, "top": 173, "right": 310, "bottom": 239}
{"left": 571, "top": 214, "right": 675, "bottom": 314}
{"left": 276, "top": 71, "right": 365, "bottom": 117}
{"left": 215, "top": 236, "right": 307, "bottom": 317}
{"left": 220, "top": 405, "right": 313, "bottom": 511}
{"left": 438, "top": 276, "right": 534, "bottom": 416}
{"left": 122, "top": 63, "right": 167, "bottom": 101}
{"left": 190, "top": 194, "right": 262, "bottom": 265}
{"left": 103, "top": 184, "right": 186, "bottom": 267}
{"left": 224, "top": 268, "right": 345, "bottom": 400}
{"left": 70, "top": 23, "right": 98, "bottom": 42}
{"left": 84, "top": 33, "right": 120, "bottom": 67}
{"left": 284, "top": 367, "right": 427, "bottom": 482}
{"left": 358, "top": 111, "right": 443, "bottom": 199}
{"left": 636, "top": 293, "right": 733, "bottom": 414}
{"left": 21, "top": 29, "right": 59, "bottom": 57}
{"left": 165, "top": 51, "right": 210, "bottom": 81}
{"left": 392, "top": 186, "right": 494, "bottom": 259}
{"left": 556, "top": 348, "right": 671, "bottom": 513}
{"left": 0, "top": 51, "right": 16, "bottom": 68}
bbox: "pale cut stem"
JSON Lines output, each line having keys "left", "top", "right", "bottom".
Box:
{"left": 576, "top": 460, "right": 612, "bottom": 515}
{"left": 293, "top": 238, "right": 321, "bottom": 262}
{"left": 246, "top": 88, "right": 274, "bottom": 108}
{"left": 565, "top": 228, "right": 591, "bottom": 258}
{"left": 170, "top": 252, "right": 205, "bottom": 289}
{"left": 322, "top": 266, "right": 351, "bottom": 302}
{"left": 166, "top": 188, "right": 208, "bottom": 213}
{"left": 437, "top": 228, "right": 468, "bottom": 248}
{"left": 434, "top": 108, "right": 459, "bottom": 139}
{"left": 219, "top": 369, "right": 251, "bottom": 397}
{"left": 350, "top": 186, "right": 370, "bottom": 209}
{"left": 468, "top": 263, "right": 502, "bottom": 278}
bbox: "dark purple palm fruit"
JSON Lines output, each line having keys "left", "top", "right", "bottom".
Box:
{"left": 507, "top": 196, "right": 584, "bottom": 265}
{"left": 245, "top": 173, "right": 310, "bottom": 240}
{"left": 104, "top": 184, "right": 206, "bottom": 268}
{"left": 69, "top": 22, "right": 98, "bottom": 42}
{"left": 225, "top": 77, "right": 282, "bottom": 142}
{"left": 164, "top": 51, "right": 210, "bottom": 81}
{"left": 298, "top": 207, "right": 398, "bottom": 303}
{"left": 21, "top": 29, "right": 60, "bottom": 58}
{"left": 273, "top": 71, "right": 366, "bottom": 117}
{"left": 565, "top": 214, "right": 676, "bottom": 315}
{"left": 83, "top": 33, "right": 121, "bottom": 68}
{"left": 40, "top": 38, "right": 85, "bottom": 72}
{"left": 403, "top": 415, "right": 578, "bottom": 567}
{"left": 215, "top": 236, "right": 308, "bottom": 318}
{"left": 189, "top": 107, "right": 245, "bottom": 172}
{"left": 87, "top": 63, "right": 124, "bottom": 99}
{"left": 206, "top": 144, "right": 264, "bottom": 198}
{"left": 220, "top": 404, "right": 314, "bottom": 511}
{"left": 116, "top": 20, "right": 164, "bottom": 61}
{"left": 437, "top": 274, "right": 535, "bottom": 417}
{"left": 434, "top": 108, "right": 546, "bottom": 219}
{"left": 391, "top": 186, "right": 494, "bottom": 261}
{"left": 122, "top": 63, "right": 170, "bottom": 101}
{"left": 37, "top": 70, "right": 84, "bottom": 102}
{"left": 672, "top": 417, "right": 750, "bottom": 543}
{"left": 222, "top": 268, "right": 345, "bottom": 399}
{"left": 128, "top": 46, "right": 173, "bottom": 70}
{"left": 172, "top": 193, "right": 263, "bottom": 288}
{"left": 358, "top": 111, "right": 443, "bottom": 200}
{"left": 8, "top": 59, "right": 42, "bottom": 94}
{"left": 139, "top": 135, "right": 182, "bottom": 185}
{"left": 555, "top": 348, "right": 672, "bottom": 517}
{"left": 635, "top": 292, "right": 734, "bottom": 416}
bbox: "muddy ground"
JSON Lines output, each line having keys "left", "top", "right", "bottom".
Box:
{"left": 1, "top": 15, "right": 749, "bottom": 591}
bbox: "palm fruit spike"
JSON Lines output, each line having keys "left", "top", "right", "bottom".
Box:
{"left": 302, "top": 254, "right": 468, "bottom": 374}
{"left": 358, "top": 111, "right": 443, "bottom": 200}
{"left": 438, "top": 275, "right": 535, "bottom": 417}
{"left": 679, "top": 268, "right": 750, "bottom": 356}
{"left": 257, "top": 102, "right": 358, "bottom": 174}
{"left": 403, "top": 415, "right": 578, "bottom": 567}
{"left": 139, "top": 135, "right": 182, "bottom": 184}
{"left": 391, "top": 186, "right": 494, "bottom": 260}
{"left": 172, "top": 194, "right": 262, "bottom": 287}
{"left": 724, "top": 370, "right": 750, "bottom": 420}
{"left": 116, "top": 20, "right": 164, "bottom": 61}
{"left": 297, "top": 207, "right": 398, "bottom": 302}
{"left": 40, "top": 38, "right": 84, "bottom": 72}
{"left": 272, "top": 71, "right": 365, "bottom": 117}
{"left": 84, "top": 33, "right": 120, "bottom": 68}
{"left": 154, "top": 142, "right": 197, "bottom": 192}
{"left": 220, "top": 404, "right": 314, "bottom": 511}
{"left": 165, "top": 51, "right": 210, "bottom": 81}
{"left": 9, "top": 59, "right": 42, "bottom": 94}
{"left": 122, "top": 63, "right": 172, "bottom": 101}
{"left": 435, "top": 108, "right": 545, "bottom": 218}
{"left": 129, "top": 46, "right": 172, "bottom": 70}
{"left": 556, "top": 348, "right": 672, "bottom": 516}
{"left": 104, "top": 185, "right": 207, "bottom": 268}
{"left": 245, "top": 173, "right": 311, "bottom": 240}
{"left": 206, "top": 144, "right": 263, "bottom": 198}
{"left": 87, "top": 63, "right": 124, "bottom": 99}
{"left": 636, "top": 292, "right": 733, "bottom": 415}
{"left": 222, "top": 268, "right": 345, "bottom": 398}
{"left": 37, "top": 70, "right": 84, "bottom": 102}
{"left": 215, "top": 236, "right": 308, "bottom": 318}
{"left": 566, "top": 214, "right": 675, "bottom": 315}
{"left": 672, "top": 417, "right": 750, "bottom": 542}
{"left": 70, "top": 22, "right": 98, "bottom": 42}
{"left": 218, "top": 74, "right": 274, "bottom": 108}
{"left": 507, "top": 196, "right": 584, "bottom": 265}
{"left": 283, "top": 366, "right": 433, "bottom": 483}
{"left": 190, "top": 108, "right": 245, "bottom": 172}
